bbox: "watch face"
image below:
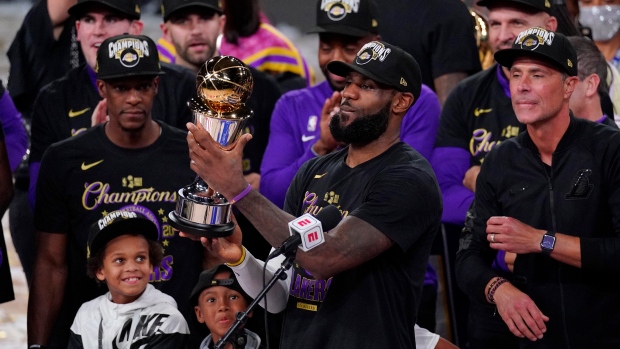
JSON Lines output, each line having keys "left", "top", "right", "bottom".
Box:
{"left": 541, "top": 235, "right": 556, "bottom": 250}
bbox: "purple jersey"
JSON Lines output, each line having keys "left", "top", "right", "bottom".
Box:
{"left": 260, "top": 80, "right": 441, "bottom": 209}
{"left": 0, "top": 88, "right": 27, "bottom": 172}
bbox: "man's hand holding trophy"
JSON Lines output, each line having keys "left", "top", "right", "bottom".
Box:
{"left": 169, "top": 56, "right": 254, "bottom": 238}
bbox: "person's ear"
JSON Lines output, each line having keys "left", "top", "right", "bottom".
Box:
{"left": 97, "top": 80, "right": 107, "bottom": 99}
{"left": 76, "top": 20, "right": 82, "bottom": 41}
{"left": 584, "top": 73, "right": 600, "bottom": 98}
{"left": 563, "top": 76, "right": 579, "bottom": 99}
{"left": 129, "top": 20, "right": 144, "bottom": 35}
{"left": 160, "top": 22, "right": 170, "bottom": 41}
{"left": 152, "top": 77, "right": 160, "bottom": 94}
{"left": 194, "top": 305, "right": 205, "bottom": 323}
{"left": 219, "top": 14, "right": 226, "bottom": 36}
{"left": 545, "top": 15, "right": 558, "bottom": 32}
{"left": 96, "top": 267, "right": 106, "bottom": 282}
{"left": 392, "top": 92, "right": 414, "bottom": 114}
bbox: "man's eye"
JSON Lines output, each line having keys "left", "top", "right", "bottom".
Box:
{"left": 206, "top": 298, "right": 215, "bottom": 303}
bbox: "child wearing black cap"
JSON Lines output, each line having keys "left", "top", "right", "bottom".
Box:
{"left": 190, "top": 265, "right": 261, "bottom": 349}
{"left": 67, "top": 210, "right": 189, "bottom": 349}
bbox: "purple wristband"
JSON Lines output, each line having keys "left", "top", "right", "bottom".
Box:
{"left": 229, "top": 184, "right": 252, "bottom": 205}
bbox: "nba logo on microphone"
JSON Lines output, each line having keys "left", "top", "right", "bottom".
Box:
{"left": 289, "top": 214, "right": 325, "bottom": 251}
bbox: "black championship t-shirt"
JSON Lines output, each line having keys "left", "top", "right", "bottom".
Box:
{"left": 280, "top": 143, "right": 442, "bottom": 349}
{"left": 29, "top": 62, "right": 195, "bottom": 164}
{"left": 34, "top": 122, "right": 205, "bottom": 347}
{"left": 378, "top": 0, "right": 481, "bottom": 91}
{"left": 435, "top": 65, "right": 525, "bottom": 165}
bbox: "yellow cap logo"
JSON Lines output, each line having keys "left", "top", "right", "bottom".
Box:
{"left": 135, "top": 4, "right": 140, "bottom": 14}
{"left": 400, "top": 77, "right": 408, "bottom": 87}
{"left": 545, "top": 0, "right": 550, "bottom": 8}
{"left": 567, "top": 59, "right": 573, "bottom": 68}
{"left": 372, "top": 19, "right": 378, "bottom": 28}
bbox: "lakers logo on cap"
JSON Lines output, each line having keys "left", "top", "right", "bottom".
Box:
{"left": 515, "top": 27, "right": 555, "bottom": 51}
{"left": 121, "top": 49, "right": 140, "bottom": 68}
{"left": 355, "top": 41, "right": 391, "bottom": 65}
{"left": 400, "top": 77, "right": 408, "bottom": 87}
{"left": 108, "top": 38, "right": 151, "bottom": 68}
{"left": 320, "top": 0, "right": 360, "bottom": 21}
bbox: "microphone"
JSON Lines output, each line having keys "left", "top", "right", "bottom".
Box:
{"left": 267, "top": 205, "right": 342, "bottom": 260}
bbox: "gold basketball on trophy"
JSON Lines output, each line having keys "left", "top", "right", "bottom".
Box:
{"left": 169, "top": 55, "right": 254, "bottom": 238}
{"left": 196, "top": 56, "right": 254, "bottom": 113}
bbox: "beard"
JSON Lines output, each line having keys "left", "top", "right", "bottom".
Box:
{"left": 329, "top": 100, "right": 391, "bottom": 146}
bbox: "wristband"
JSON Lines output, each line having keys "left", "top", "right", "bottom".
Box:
{"left": 29, "top": 345, "right": 45, "bottom": 349}
{"left": 229, "top": 184, "right": 252, "bottom": 205}
{"left": 226, "top": 246, "right": 246, "bottom": 267}
{"left": 487, "top": 277, "right": 509, "bottom": 304}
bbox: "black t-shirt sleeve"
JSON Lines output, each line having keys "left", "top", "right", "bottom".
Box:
{"left": 350, "top": 165, "right": 441, "bottom": 252}
{"left": 33, "top": 144, "right": 70, "bottom": 233}
{"left": 30, "top": 85, "right": 62, "bottom": 163}
{"left": 427, "top": 1, "right": 482, "bottom": 79}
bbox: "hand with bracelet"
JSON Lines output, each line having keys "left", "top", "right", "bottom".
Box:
{"left": 484, "top": 276, "right": 549, "bottom": 341}
{"left": 180, "top": 214, "right": 246, "bottom": 266}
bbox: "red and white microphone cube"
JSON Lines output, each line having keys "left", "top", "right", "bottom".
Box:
{"left": 288, "top": 214, "right": 325, "bottom": 252}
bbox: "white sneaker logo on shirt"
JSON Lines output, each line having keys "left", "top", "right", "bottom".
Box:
{"left": 302, "top": 134, "right": 315, "bottom": 142}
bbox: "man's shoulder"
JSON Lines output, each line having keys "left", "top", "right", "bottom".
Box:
{"left": 279, "top": 81, "right": 330, "bottom": 103}
{"left": 160, "top": 62, "right": 195, "bottom": 80}
{"left": 39, "top": 65, "right": 88, "bottom": 98}
{"left": 454, "top": 65, "right": 499, "bottom": 91}
{"left": 160, "top": 121, "right": 190, "bottom": 141}
{"left": 47, "top": 125, "right": 101, "bottom": 153}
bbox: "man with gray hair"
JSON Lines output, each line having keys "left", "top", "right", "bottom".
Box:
{"left": 568, "top": 35, "right": 618, "bottom": 128}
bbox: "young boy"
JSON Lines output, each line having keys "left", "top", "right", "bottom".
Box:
{"left": 68, "top": 210, "right": 190, "bottom": 348}
{"left": 190, "top": 264, "right": 261, "bottom": 349}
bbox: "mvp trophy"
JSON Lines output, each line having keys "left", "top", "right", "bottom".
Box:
{"left": 169, "top": 56, "right": 253, "bottom": 237}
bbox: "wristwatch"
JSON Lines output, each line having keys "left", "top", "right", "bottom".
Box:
{"left": 540, "top": 230, "right": 556, "bottom": 255}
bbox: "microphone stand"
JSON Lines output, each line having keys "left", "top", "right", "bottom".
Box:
{"left": 214, "top": 251, "right": 296, "bottom": 349}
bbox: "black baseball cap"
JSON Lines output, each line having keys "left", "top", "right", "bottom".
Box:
{"left": 476, "top": 0, "right": 552, "bottom": 14}
{"left": 494, "top": 27, "right": 578, "bottom": 76}
{"left": 162, "top": 0, "right": 223, "bottom": 22}
{"left": 87, "top": 210, "right": 159, "bottom": 259}
{"left": 69, "top": 0, "right": 142, "bottom": 20}
{"left": 327, "top": 40, "right": 422, "bottom": 100}
{"left": 308, "top": 0, "right": 379, "bottom": 37}
{"left": 190, "top": 264, "right": 252, "bottom": 305}
{"left": 96, "top": 34, "right": 165, "bottom": 80}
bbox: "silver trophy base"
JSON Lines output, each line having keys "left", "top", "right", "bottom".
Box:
{"left": 168, "top": 180, "right": 235, "bottom": 238}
